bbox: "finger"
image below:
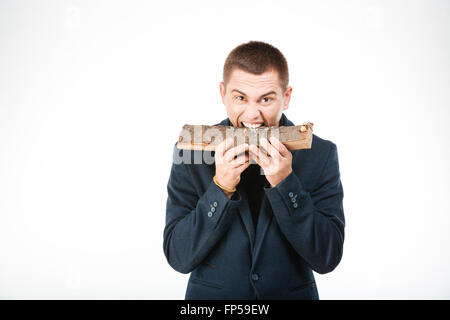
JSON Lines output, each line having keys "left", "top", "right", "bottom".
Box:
{"left": 216, "top": 137, "right": 233, "bottom": 158}
{"left": 269, "top": 136, "right": 289, "bottom": 158}
{"left": 249, "top": 144, "right": 270, "bottom": 167}
{"left": 251, "top": 142, "right": 269, "bottom": 158}
{"left": 236, "top": 158, "right": 251, "bottom": 172}
{"left": 249, "top": 148, "right": 261, "bottom": 167}
{"left": 224, "top": 136, "right": 236, "bottom": 153}
{"left": 230, "top": 152, "right": 250, "bottom": 168}
{"left": 225, "top": 143, "right": 249, "bottom": 162}
{"left": 259, "top": 138, "right": 280, "bottom": 161}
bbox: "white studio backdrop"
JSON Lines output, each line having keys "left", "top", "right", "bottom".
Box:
{"left": 0, "top": 0, "right": 449, "bottom": 299}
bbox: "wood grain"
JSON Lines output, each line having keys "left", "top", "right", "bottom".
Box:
{"left": 176, "top": 122, "right": 314, "bottom": 151}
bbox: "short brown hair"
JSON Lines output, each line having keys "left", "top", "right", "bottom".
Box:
{"left": 223, "top": 40, "right": 289, "bottom": 92}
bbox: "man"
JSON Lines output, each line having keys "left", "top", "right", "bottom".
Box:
{"left": 163, "top": 41, "right": 345, "bottom": 300}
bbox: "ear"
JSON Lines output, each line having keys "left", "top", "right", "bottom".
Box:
{"left": 282, "top": 86, "right": 293, "bottom": 110}
{"left": 219, "top": 81, "right": 226, "bottom": 104}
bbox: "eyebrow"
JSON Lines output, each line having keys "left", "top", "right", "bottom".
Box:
{"left": 231, "top": 89, "right": 277, "bottom": 99}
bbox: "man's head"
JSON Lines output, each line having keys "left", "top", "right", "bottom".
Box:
{"left": 220, "top": 41, "right": 292, "bottom": 128}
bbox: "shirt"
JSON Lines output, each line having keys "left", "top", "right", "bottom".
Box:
{"left": 239, "top": 163, "right": 270, "bottom": 227}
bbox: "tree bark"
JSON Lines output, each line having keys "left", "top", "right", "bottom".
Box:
{"left": 177, "top": 122, "right": 314, "bottom": 151}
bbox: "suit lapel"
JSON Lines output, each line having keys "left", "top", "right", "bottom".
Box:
{"left": 236, "top": 187, "right": 274, "bottom": 263}
{"left": 252, "top": 195, "right": 273, "bottom": 264}
{"left": 236, "top": 184, "right": 255, "bottom": 250}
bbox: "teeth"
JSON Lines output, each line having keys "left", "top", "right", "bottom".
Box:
{"left": 242, "top": 122, "right": 263, "bottom": 129}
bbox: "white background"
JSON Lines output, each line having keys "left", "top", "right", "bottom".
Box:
{"left": 1, "top": 0, "right": 449, "bottom": 299}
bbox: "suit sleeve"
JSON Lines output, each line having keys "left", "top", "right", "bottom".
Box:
{"left": 163, "top": 144, "right": 243, "bottom": 274}
{"left": 264, "top": 142, "right": 345, "bottom": 274}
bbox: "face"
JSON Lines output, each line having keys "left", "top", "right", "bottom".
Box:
{"left": 220, "top": 68, "right": 292, "bottom": 128}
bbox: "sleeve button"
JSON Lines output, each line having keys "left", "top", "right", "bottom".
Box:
{"left": 210, "top": 207, "right": 216, "bottom": 213}
{"left": 291, "top": 198, "right": 296, "bottom": 203}
{"left": 293, "top": 203, "right": 298, "bottom": 209}
{"left": 288, "top": 192, "right": 294, "bottom": 198}
{"left": 213, "top": 201, "right": 218, "bottom": 207}
{"left": 207, "top": 211, "right": 213, "bottom": 217}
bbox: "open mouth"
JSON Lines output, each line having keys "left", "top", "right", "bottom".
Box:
{"left": 241, "top": 121, "right": 264, "bottom": 129}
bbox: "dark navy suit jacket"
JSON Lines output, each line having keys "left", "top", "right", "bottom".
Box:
{"left": 163, "top": 113, "right": 345, "bottom": 300}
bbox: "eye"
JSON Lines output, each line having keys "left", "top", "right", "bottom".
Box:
{"left": 262, "top": 97, "right": 272, "bottom": 103}
{"left": 235, "top": 96, "right": 245, "bottom": 101}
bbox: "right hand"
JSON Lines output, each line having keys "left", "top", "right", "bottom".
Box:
{"left": 214, "top": 138, "right": 251, "bottom": 194}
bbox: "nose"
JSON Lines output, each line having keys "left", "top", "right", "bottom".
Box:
{"left": 244, "top": 103, "right": 262, "bottom": 120}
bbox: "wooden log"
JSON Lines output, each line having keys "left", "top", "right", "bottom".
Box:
{"left": 176, "top": 122, "right": 314, "bottom": 151}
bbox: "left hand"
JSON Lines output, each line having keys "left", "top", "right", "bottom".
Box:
{"left": 249, "top": 136, "right": 293, "bottom": 188}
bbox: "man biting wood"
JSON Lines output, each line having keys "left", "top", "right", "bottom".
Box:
{"left": 163, "top": 41, "right": 346, "bottom": 300}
